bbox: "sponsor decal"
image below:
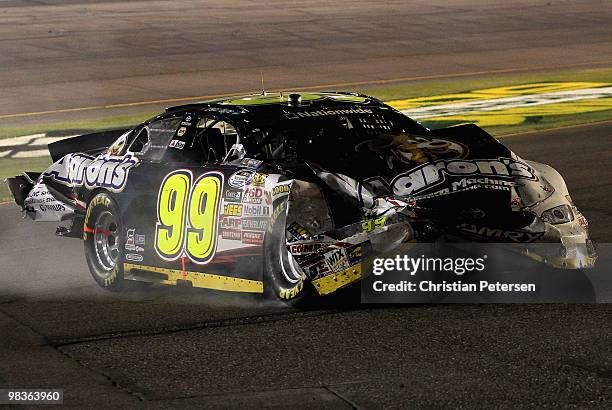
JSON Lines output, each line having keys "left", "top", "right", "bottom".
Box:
{"left": 44, "top": 153, "right": 139, "bottom": 193}
{"left": 223, "top": 203, "right": 243, "bottom": 217}
{"left": 220, "top": 228, "right": 242, "bottom": 241}
{"left": 356, "top": 134, "right": 467, "bottom": 165}
{"left": 177, "top": 127, "right": 187, "bottom": 137}
{"left": 242, "top": 230, "right": 264, "bottom": 245}
{"left": 287, "top": 222, "right": 313, "bottom": 242}
{"left": 241, "top": 218, "right": 268, "bottom": 231}
{"left": 169, "top": 140, "right": 186, "bottom": 149}
{"left": 251, "top": 173, "right": 268, "bottom": 186}
{"left": 243, "top": 186, "right": 265, "bottom": 204}
{"left": 223, "top": 189, "right": 242, "bottom": 202}
{"left": 456, "top": 223, "right": 544, "bottom": 242}
{"left": 125, "top": 253, "right": 143, "bottom": 262}
{"left": 125, "top": 228, "right": 145, "bottom": 252}
{"left": 392, "top": 157, "right": 536, "bottom": 197}
{"left": 126, "top": 229, "right": 135, "bottom": 246}
{"left": 303, "top": 259, "right": 331, "bottom": 279}
{"left": 412, "top": 178, "right": 518, "bottom": 200}
{"left": 240, "top": 158, "right": 263, "bottom": 168}
{"left": 324, "top": 248, "right": 351, "bottom": 273}
{"left": 220, "top": 216, "right": 241, "bottom": 229}
{"left": 283, "top": 107, "right": 373, "bottom": 119}
{"left": 228, "top": 170, "right": 254, "bottom": 188}
{"left": 243, "top": 204, "right": 270, "bottom": 217}
{"left": 288, "top": 241, "right": 329, "bottom": 255}
{"left": 39, "top": 203, "right": 66, "bottom": 212}
{"left": 242, "top": 187, "right": 271, "bottom": 205}
{"left": 26, "top": 189, "right": 70, "bottom": 214}
{"left": 347, "top": 244, "right": 364, "bottom": 265}
{"left": 272, "top": 183, "right": 291, "bottom": 198}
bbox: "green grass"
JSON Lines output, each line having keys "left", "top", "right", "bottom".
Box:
{"left": 0, "top": 112, "right": 157, "bottom": 140}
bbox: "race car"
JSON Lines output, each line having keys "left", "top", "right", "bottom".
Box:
{"left": 6, "top": 92, "right": 596, "bottom": 302}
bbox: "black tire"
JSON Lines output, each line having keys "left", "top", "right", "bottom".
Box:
{"left": 83, "top": 192, "right": 126, "bottom": 291}
{"left": 263, "top": 200, "right": 310, "bottom": 304}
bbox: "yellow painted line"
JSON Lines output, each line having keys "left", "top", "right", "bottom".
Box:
{"left": 388, "top": 82, "right": 610, "bottom": 110}
{"left": 124, "top": 263, "right": 263, "bottom": 293}
{"left": 419, "top": 97, "right": 612, "bottom": 127}
{"left": 3, "top": 59, "right": 612, "bottom": 120}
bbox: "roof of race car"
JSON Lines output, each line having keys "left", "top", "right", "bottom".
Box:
{"left": 164, "top": 92, "right": 385, "bottom": 114}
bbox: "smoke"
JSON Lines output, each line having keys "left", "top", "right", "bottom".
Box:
{"left": 0, "top": 204, "right": 288, "bottom": 308}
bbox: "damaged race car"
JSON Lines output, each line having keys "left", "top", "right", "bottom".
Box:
{"left": 6, "top": 92, "right": 596, "bottom": 302}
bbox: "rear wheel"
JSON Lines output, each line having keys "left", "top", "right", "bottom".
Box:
{"left": 83, "top": 192, "right": 126, "bottom": 291}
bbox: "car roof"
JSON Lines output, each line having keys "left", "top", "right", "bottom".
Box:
{"left": 164, "top": 91, "right": 386, "bottom": 115}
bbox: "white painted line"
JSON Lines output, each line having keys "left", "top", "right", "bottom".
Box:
{"left": 13, "top": 149, "right": 51, "bottom": 158}
{"left": 403, "top": 86, "right": 612, "bottom": 118}
{"left": 0, "top": 134, "right": 76, "bottom": 148}
{"left": 32, "top": 136, "right": 77, "bottom": 146}
{"left": 0, "top": 133, "right": 46, "bottom": 147}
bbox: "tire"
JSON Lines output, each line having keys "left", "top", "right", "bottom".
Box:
{"left": 83, "top": 192, "right": 126, "bottom": 291}
{"left": 263, "top": 199, "right": 310, "bottom": 304}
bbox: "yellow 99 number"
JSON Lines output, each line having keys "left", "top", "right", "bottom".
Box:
{"left": 155, "top": 170, "right": 223, "bottom": 263}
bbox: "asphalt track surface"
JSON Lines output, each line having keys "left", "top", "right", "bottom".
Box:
{"left": 2, "top": 0, "right": 612, "bottom": 127}
{"left": 2, "top": 0, "right": 612, "bottom": 407}
{"left": 0, "top": 122, "right": 611, "bottom": 408}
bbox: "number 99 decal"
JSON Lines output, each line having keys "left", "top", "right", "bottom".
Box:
{"left": 155, "top": 170, "right": 223, "bottom": 263}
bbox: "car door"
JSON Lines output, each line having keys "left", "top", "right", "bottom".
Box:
{"left": 118, "top": 112, "right": 265, "bottom": 289}
{"left": 117, "top": 113, "right": 195, "bottom": 269}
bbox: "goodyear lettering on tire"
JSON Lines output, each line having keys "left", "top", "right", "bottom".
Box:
{"left": 83, "top": 194, "right": 111, "bottom": 240}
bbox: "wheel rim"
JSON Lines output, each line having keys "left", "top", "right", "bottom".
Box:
{"left": 93, "top": 210, "right": 120, "bottom": 274}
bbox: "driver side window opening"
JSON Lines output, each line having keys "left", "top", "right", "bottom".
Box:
{"left": 130, "top": 128, "right": 149, "bottom": 154}
{"left": 196, "top": 117, "right": 241, "bottom": 163}
{"left": 128, "top": 117, "right": 182, "bottom": 162}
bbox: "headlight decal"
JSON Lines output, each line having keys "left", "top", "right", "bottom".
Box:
{"left": 541, "top": 204, "right": 574, "bottom": 224}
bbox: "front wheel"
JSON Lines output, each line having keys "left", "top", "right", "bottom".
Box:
{"left": 264, "top": 201, "right": 310, "bottom": 304}
{"left": 83, "top": 192, "right": 126, "bottom": 291}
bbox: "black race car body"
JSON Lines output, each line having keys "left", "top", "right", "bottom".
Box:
{"left": 6, "top": 92, "right": 596, "bottom": 301}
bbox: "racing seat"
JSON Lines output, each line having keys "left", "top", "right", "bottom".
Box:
{"left": 201, "top": 128, "right": 227, "bottom": 163}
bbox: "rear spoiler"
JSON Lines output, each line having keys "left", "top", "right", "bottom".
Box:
{"left": 48, "top": 128, "right": 130, "bottom": 162}
{"left": 6, "top": 173, "right": 39, "bottom": 208}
